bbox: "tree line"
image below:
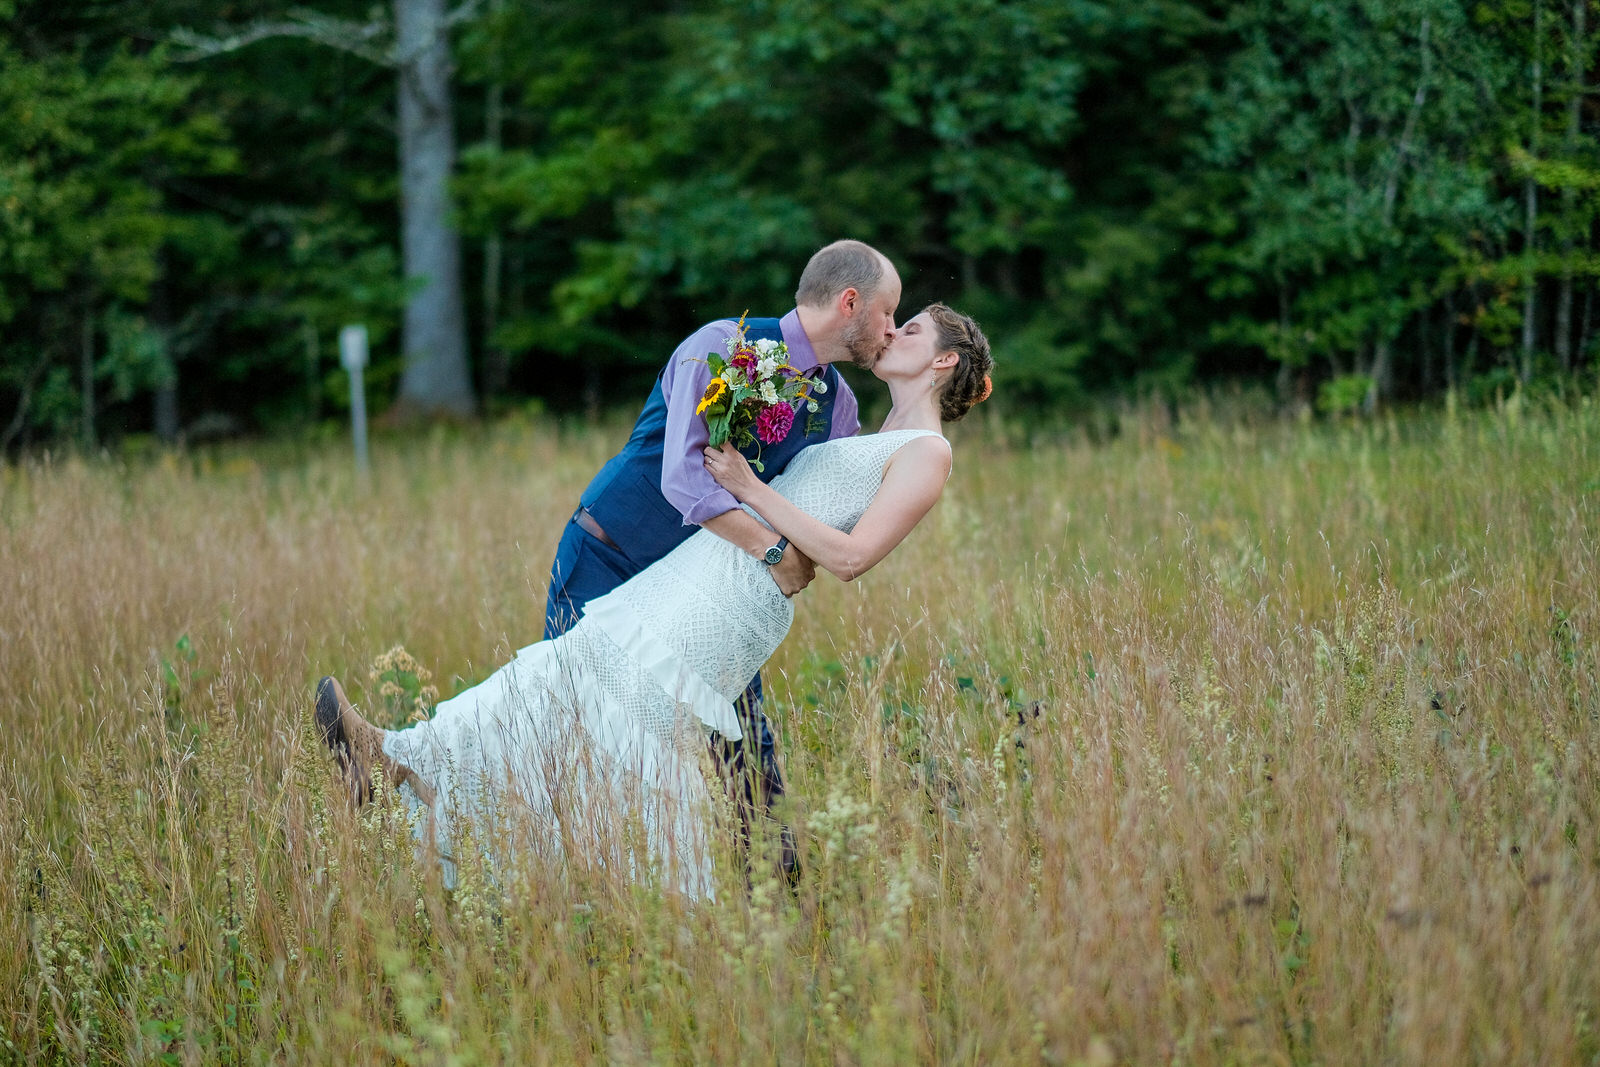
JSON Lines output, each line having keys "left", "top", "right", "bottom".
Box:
{"left": 2, "top": 0, "right": 1596, "bottom": 449}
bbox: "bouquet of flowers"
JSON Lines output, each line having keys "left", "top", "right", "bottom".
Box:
{"left": 695, "top": 314, "right": 826, "bottom": 471}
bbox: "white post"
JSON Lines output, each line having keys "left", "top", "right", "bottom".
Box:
{"left": 339, "top": 324, "right": 371, "bottom": 477}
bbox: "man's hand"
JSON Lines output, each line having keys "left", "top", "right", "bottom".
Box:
{"left": 700, "top": 507, "right": 814, "bottom": 594}
{"left": 769, "top": 543, "right": 816, "bottom": 597}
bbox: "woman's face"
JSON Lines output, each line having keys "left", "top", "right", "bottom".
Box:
{"left": 871, "top": 311, "right": 938, "bottom": 382}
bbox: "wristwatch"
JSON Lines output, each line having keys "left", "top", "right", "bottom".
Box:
{"left": 762, "top": 536, "right": 789, "bottom": 565}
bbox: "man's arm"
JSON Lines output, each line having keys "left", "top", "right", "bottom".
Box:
{"left": 659, "top": 322, "right": 744, "bottom": 525}
{"left": 700, "top": 510, "right": 816, "bottom": 596}
{"left": 658, "top": 322, "right": 816, "bottom": 595}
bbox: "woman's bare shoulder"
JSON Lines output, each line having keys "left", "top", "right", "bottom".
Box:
{"left": 885, "top": 432, "right": 953, "bottom": 481}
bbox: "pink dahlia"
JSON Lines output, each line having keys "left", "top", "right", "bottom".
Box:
{"left": 755, "top": 402, "right": 795, "bottom": 444}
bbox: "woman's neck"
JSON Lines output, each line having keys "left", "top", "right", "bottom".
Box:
{"left": 877, "top": 382, "right": 942, "bottom": 433}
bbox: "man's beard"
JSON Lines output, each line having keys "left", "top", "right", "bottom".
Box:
{"left": 841, "top": 312, "right": 883, "bottom": 369}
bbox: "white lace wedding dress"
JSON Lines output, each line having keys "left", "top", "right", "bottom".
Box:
{"left": 381, "top": 428, "right": 943, "bottom": 898}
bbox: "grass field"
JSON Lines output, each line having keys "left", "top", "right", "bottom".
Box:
{"left": 2, "top": 396, "right": 1598, "bottom": 1064}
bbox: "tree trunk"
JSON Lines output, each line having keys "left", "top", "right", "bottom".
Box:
{"left": 480, "top": 0, "right": 508, "bottom": 400}
{"left": 1, "top": 349, "right": 51, "bottom": 453}
{"left": 81, "top": 313, "right": 95, "bottom": 449}
{"left": 394, "top": 0, "right": 474, "bottom": 417}
{"left": 153, "top": 376, "right": 179, "bottom": 444}
{"left": 1443, "top": 291, "right": 1459, "bottom": 393}
{"left": 152, "top": 265, "right": 179, "bottom": 444}
{"left": 1363, "top": 338, "right": 1391, "bottom": 414}
{"left": 1465, "top": 282, "right": 1484, "bottom": 383}
{"left": 1522, "top": 196, "right": 1540, "bottom": 383}
{"left": 1274, "top": 281, "right": 1293, "bottom": 407}
{"left": 482, "top": 237, "right": 505, "bottom": 395}
{"left": 1419, "top": 306, "right": 1433, "bottom": 395}
{"left": 1556, "top": 0, "right": 1586, "bottom": 372}
{"left": 1581, "top": 282, "right": 1595, "bottom": 369}
{"left": 1555, "top": 224, "right": 1574, "bottom": 372}
{"left": 302, "top": 319, "right": 321, "bottom": 421}
{"left": 1522, "top": 0, "right": 1544, "bottom": 383}
{"left": 508, "top": 242, "right": 525, "bottom": 334}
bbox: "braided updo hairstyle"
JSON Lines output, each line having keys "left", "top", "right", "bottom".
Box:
{"left": 925, "top": 303, "right": 994, "bottom": 422}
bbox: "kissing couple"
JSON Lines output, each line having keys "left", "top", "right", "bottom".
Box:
{"left": 315, "top": 240, "right": 993, "bottom": 898}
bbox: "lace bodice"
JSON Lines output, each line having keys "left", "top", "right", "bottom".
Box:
{"left": 765, "top": 427, "right": 944, "bottom": 530}
{"left": 580, "top": 428, "right": 945, "bottom": 737}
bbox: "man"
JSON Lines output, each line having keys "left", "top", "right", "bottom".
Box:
{"left": 543, "top": 239, "right": 901, "bottom": 877}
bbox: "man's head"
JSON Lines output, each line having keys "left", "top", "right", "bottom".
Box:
{"left": 795, "top": 240, "right": 901, "bottom": 368}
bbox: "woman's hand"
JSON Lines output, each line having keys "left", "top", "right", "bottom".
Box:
{"left": 703, "top": 442, "right": 761, "bottom": 500}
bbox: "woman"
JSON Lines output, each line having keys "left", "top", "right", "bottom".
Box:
{"left": 316, "top": 304, "right": 992, "bottom": 897}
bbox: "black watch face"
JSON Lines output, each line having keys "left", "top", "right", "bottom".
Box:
{"left": 765, "top": 545, "right": 784, "bottom": 565}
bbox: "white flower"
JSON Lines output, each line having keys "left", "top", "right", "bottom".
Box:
{"left": 807, "top": 400, "right": 820, "bottom": 412}
{"left": 756, "top": 355, "right": 780, "bottom": 378}
{"left": 759, "top": 380, "right": 779, "bottom": 404}
{"left": 754, "top": 338, "right": 781, "bottom": 356}
{"left": 812, "top": 379, "right": 828, "bottom": 394}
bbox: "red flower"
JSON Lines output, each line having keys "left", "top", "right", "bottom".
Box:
{"left": 755, "top": 402, "right": 795, "bottom": 444}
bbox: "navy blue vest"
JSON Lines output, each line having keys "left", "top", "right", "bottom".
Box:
{"left": 580, "top": 317, "right": 844, "bottom": 565}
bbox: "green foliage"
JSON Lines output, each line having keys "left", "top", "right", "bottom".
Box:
{"left": 7, "top": 0, "right": 1600, "bottom": 443}
{"left": 0, "top": 28, "right": 235, "bottom": 441}
{"left": 366, "top": 645, "right": 440, "bottom": 727}
{"left": 1194, "top": 0, "right": 1515, "bottom": 395}
{"left": 1316, "top": 373, "right": 1377, "bottom": 416}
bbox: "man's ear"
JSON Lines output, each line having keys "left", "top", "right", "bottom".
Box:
{"left": 836, "top": 286, "right": 860, "bottom": 315}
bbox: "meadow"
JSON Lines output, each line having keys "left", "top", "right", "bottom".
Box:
{"left": 1, "top": 395, "right": 1597, "bottom": 1065}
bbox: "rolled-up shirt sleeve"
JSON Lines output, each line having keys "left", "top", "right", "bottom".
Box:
{"left": 661, "top": 321, "right": 742, "bottom": 526}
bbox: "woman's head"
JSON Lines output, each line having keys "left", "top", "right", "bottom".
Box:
{"left": 923, "top": 303, "right": 993, "bottom": 421}
{"left": 874, "top": 303, "right": 993, "bottom": 420}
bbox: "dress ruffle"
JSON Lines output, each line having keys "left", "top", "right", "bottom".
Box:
{"left": 579, "top": 594, "right": 745, "bottom": 741}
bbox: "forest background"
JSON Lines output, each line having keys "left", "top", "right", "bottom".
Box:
{"left": 4, "top": 0, "right": 1600, "bottom": 449}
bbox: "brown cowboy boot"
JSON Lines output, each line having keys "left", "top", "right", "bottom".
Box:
{"left": 314, "top": 676, "right": 435, "bottom": 807}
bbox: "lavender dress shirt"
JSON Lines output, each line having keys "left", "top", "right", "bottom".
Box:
{"left": 658, "top": 309, "right": 860, "bottom": 527}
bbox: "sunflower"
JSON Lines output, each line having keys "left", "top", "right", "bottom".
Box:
{"left": 696, "top": 377, "right": 727, "bottom": 414}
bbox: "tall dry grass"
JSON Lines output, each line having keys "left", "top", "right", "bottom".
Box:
{"left": 1, "top": 396, "right": 1596, "bottom": 1064}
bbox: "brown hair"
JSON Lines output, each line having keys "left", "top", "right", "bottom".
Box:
{"left": 795, "top": 240, "right": 891, "bottom": 308}
{"left": 925, "top": 303, "right": 993, "bottom": 422}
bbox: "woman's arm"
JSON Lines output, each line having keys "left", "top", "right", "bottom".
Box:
{"left": 703, "top": 438, "right": 951, "bottom": 582}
